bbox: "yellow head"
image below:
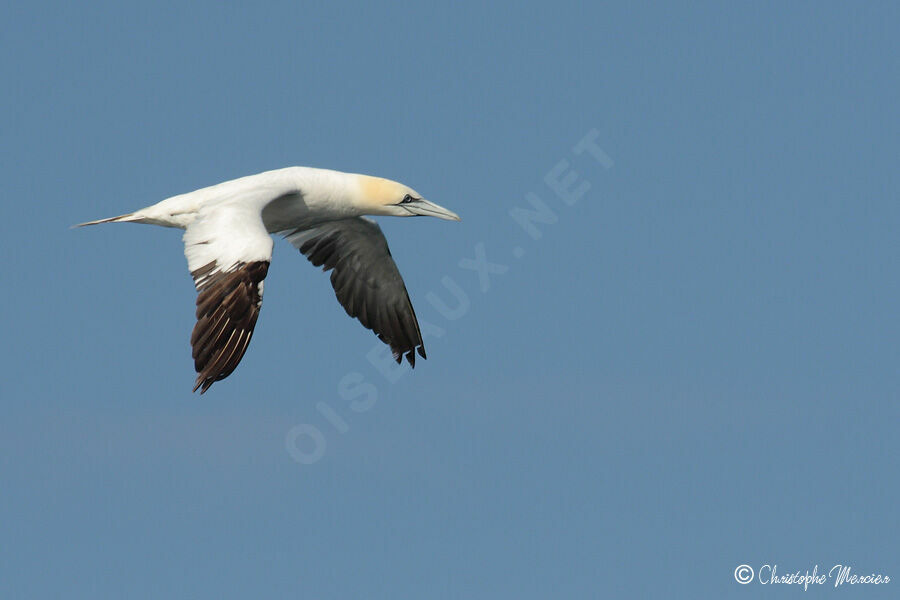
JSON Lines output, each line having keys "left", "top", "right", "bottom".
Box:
{"left": 355, "top": 175, "right": 460, "bottom": 220}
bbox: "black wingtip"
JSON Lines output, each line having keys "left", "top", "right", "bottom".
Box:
{"left": 193, "top": 376, "right": 212, "bottom": 394}
{"left": 417, "top": 346, "right": 426, "bottom": 359}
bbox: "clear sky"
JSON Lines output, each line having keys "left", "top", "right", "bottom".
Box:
{"left": 1, "top": 2, "right": 898, "bottom": 598}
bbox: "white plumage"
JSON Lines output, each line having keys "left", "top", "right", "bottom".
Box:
{"left": 78, "top": 167, "right": 460, "bottom": 393}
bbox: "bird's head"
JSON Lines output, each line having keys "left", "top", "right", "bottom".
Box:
{"left": 355, "top": 175, "right": 461, "bottom": 221}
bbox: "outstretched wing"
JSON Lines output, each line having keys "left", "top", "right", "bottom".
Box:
{"left": 184, "top": 205, "right": 274, "bottom": 393}
{"left": 284, "top": 217, "right": 426, "bottom": 366}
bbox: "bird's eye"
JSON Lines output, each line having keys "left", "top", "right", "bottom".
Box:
{"left": 401, "top": 194, "right": 414, "bottom": 204}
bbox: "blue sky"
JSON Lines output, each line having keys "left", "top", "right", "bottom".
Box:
{"left": 1, "top": 1, "right": 898, "bottom": 598}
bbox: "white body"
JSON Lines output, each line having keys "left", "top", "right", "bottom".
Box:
{"left": 112, "top": 166, "right": 431, "bottom": 280}
{"left": 135, "top": 167, "right": 365, "bottom": 230}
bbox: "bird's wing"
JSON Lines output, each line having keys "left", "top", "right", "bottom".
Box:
{"left": 183, "top": 204, "right": 274, "bottom": 393}
{"left": 283, "top": 217, "right": 426, "bottom": 366}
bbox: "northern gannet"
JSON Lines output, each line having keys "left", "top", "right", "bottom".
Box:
{"left": 77, "top": 167, "right": 461, "bottom": 393}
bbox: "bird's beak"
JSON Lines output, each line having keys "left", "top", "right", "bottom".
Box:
{"left": 408, "top": 198, "right": 461, "bottom": 221}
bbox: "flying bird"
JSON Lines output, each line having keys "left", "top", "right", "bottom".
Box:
{"left": 77, "top": 167, "right": 460, "bottom": 393}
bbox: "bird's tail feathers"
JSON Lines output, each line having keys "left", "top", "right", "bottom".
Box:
{"left": 73, "top": 213, "right": 144, "bottom": 228}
